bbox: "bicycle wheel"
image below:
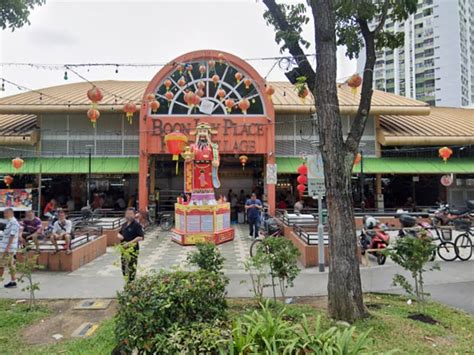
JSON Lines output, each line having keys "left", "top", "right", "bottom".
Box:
{"left": 454, "top": 233, "right": 473, "bottom": 261}
{"left": 437, "top": 242, "right": 457, "bottom": 262}
{"left": 249, "top": 239, "right": 263, "bottom": 257}
{"left": 160, "top": 217, "right": 174, "bottom": 231}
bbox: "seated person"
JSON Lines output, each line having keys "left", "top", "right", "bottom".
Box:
{"left": 20, "top": 210, "right": 43, "bottom": 253}
{"left": 43, "top": 198, "right": 57, "bottom": 219}
{"left": 50, "top": 209, "right": 73, "bottom": 254}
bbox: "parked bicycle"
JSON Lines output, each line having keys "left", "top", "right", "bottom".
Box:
{"left": 249, "top": 209, "right": 283, "bottom": 257}
{"left": 156, "top": 211, "right": 174, "bottom": 232}
{"left": 398, "top": 214, "right": 457, "bottom": 262}
{"left": 453, "top": 219, "right": 473, "bottom": 261}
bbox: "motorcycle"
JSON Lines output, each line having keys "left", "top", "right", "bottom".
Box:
{"left": 398, "top": 214, "right": 439, "bottom": 261}
{"left": 359, "top": 216, "right": 390, "bottom": 265}
{"left": 433, "top": 201, "right": 474, "bottom": 226}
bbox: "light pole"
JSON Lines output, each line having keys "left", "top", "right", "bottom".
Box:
{"left": 359, "top": 149, "right": 365, "bottom": 212}
{"left": 86, "top": 144, "right": 93, "bottom": 207}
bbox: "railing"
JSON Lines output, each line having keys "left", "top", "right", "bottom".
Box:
{"left": 292, "top": 224, "right": 329, "bottom": 246}
{"left": 69, "top": 209, "right": 125, "bottom": 230}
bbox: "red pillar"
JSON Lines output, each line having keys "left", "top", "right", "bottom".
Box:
{"left": 138, "top": 153, "right": 148, "bottom": 211}
{"left": 266, "top": 154, "right": 276, "bottom": 216}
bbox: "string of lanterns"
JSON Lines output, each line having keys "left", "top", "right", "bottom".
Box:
{"left": 296, "top": 162, "right": 308, "bottom": 196}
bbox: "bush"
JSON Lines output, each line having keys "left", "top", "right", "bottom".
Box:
{"left": 115, "top": 270, "right": 228, "bottom": 353}
{"left": 226, "top": 301, "right": 374, "bottom": 354}
{"left": 187, "top": 242, "right": 225, "bottom": 274}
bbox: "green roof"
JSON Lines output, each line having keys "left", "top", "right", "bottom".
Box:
{"left": 277, "top": 157, "right": 474, "bottom": 174}
{"left": 0, "top": 157, "right": 472, "bottom": 175}
{"left": 0, "top": 157, "right": 138, "bottom": 175}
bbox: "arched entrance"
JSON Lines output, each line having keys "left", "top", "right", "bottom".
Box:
{"left": 139, "top": 50, "right": 275, "bottom": 214}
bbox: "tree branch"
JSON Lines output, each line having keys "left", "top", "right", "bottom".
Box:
{"left": 373, "top": 0, "right": 390, "bottom": 34}
{"left": 262, "top": 0, "right": 316, "bottom": 91}
{"left": 345, "top": 18, "right": 376, "bottom": 153}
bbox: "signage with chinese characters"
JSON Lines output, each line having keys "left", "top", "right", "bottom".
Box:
{"left": 307, "top": 153, "right": 325, "bottom": 196}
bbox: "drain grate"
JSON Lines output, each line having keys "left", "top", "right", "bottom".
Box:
{"left": 73, "top": 299, "right": 111, "bottom": 310}
{"left": 71, "top": 322, "right": 98, "bottom": 338}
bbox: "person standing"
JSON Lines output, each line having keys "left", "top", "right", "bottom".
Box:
{"left": 50, "top": 209, "right": 73, "bottom": 254}
{"left": 20, "top": 210, "right": 43, "bottom": 253}
{"left": 1, "top": 208, "right": 20, "bottom": 288}
{"left": 245, "top": 193, "right": 262, "bottom": 239}
{"left": 118, "top": 208, "right": 144, "bottom": 282}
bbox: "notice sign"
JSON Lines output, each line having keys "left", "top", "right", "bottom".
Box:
{"left": 307, "top": 153, "right": 325, "bottom": 196}
{"left": 308, "top": 178, "right": 326, "bottom": 197}
{"left": 0, "top": 189, "right": 33, "bottom": 211}
{"left": 266, "top": 164, "right": 277, "bottom": 185}
{"left": 199, "top": 99, "right": 215, "bottom": 115}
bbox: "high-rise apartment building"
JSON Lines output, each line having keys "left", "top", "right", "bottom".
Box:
{"left": 357, "top": 0, "right": 474, "bottom": 107}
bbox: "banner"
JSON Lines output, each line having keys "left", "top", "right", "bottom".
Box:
{"left": 0, "top": 189, "right": 33, "bottom": 211}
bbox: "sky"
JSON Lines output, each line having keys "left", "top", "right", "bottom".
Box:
{"left": 0, "top": 0, "right": 356, "bottom": 97}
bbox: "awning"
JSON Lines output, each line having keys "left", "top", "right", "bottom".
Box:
{"left": 0, "top": 157, "right": 138, "bottom": 175}
{"left": 277, "top": 157, "right": 474, "bottom": 175}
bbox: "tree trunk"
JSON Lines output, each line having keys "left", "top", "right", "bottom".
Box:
{"left": 312, "top": 0, "right": 367, "bottom": 322}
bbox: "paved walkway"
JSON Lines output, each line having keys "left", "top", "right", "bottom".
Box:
{"left": 1, "top": 225, "right": 473, "bottom": 313}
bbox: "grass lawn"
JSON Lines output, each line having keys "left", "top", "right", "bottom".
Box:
{"left": 0, "top": 294, "right": 472, "bottom": 354}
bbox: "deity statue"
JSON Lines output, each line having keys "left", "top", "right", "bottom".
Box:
{"left": 181, "top": 123, "right": 221, "bottom": 205}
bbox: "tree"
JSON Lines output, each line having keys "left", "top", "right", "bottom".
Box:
{"left": 1, "top": 0, "right": 46, "bottom": 31}
{"left": 262, "top": 0, "right": 417, "bottom": 322}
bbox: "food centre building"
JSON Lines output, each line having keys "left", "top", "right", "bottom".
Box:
{"left": 0, "top": 50, "right": 473, "bottom": 214}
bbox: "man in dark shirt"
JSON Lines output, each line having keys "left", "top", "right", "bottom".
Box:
{"left": 118, "top": 207, "right": 144, "bottom": 282}
{"left": 20, "top": 210, "right": 43, "bottom": 253}
{"left": 245, "top": 193, "right": 263, "bottom": 238}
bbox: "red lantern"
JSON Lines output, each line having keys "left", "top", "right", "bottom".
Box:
{"left": 239, "top": 155, "right": 248, "bottom": 170}
{"left": 297, "top": 163, "right": 308, "bottom": 175}
{"left": 218, "top": 52, "right": 225, "bottom": 64}
{"left": 347, "top": 74, "right": 362, "bottom": 97}
{"left": 238, "top": 98, "right": 250, "bottom": 114}
{"left": 199, "top": 65, "right": 206, "bottom": 77}
{"left": 244, "top": 78, "right": 252, "bottom": 90}
{"left": 298, "top": 87, "right": 309, "bottom": 101}
{"left": 165, "top": 91, "right": 174, "bottom": 102}
{"left": 212, "top": 74, "right": 220, "bottom": 87}
{"left": 123, "top": 101, "right": 137, "bottom": 124}
{"left": 197, "top": 81, "right": 205, "bottom": 90}
{"left": 12, "top": 157, "right": 24, "bottom": 171}
{"left": 235, "top": 72, "right": 243, "bottom": 83}
{"left": 192, "top": 94, "right": 201, "bottom": 106}
{"left": 178, "top": 77, "right": 186, "bottom": 87}
{"left": 177, "top": 64, "right": 184, "bottom": 74}
{"left": 439, "top": 146, "right": 453, "bottom": 163}
{"left": 208, "top": 60, "right": 216, "bottom": 70}
{"left": 225, "top": 98, "right": 235, "bottom": 112}
{"left": 86, "top": 86, "right": 103, "bottom": 108}
{"left": 146, "top": 93, "right": 155, "bottom": 102}
{"left": 164, "top": 79, "right": 172, "bottom": 91}
{"left": 297, "top": 183, "right": 306, "bottom": 195}
{"left": 3, "top": 175, "right": 13, "bottom": 187}
{"left": 217, "top": 89, "right": 226, "bottom": 101}
{"left": 354, "top": 153, "right": 362, "bottom": 165}
{"left": 150, "top": 99, "right": 160, "bottom": 113}
{"left": 184, "top": 91, "right": 196, "bottom": 107}
{"left": 196, "top": 89, "right": 205, "bottom": 97}
{"left": 297, "top": 175, "right": 307, "bottom": 184}
{"left": 164, "top": 131, "right": 188, "bottom": 174}
{"left": 265, "top": 85, "right": 275, "bottom": 97}
{"left": 87, "top": 108, "right": 100, "bottom": 127}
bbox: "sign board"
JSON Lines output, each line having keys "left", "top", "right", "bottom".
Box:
{"left": 0, "top": 189, "right": 33, "bottom": 211}
{"left": 440, "top": 174, "right": 453, "bottom": 187}
{"left": 307, "top": 153, "right": 325, "bottom": 196}
{"left": 199, "top": 99, "right": 215, "bottom": 115}
{"left": 266, "top": 164, "right": 277, "bottom": 185}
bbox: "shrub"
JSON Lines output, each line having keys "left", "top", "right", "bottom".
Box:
{"left": 388, "top": 230, "right": 439, "bottom": 314}
{"left": 243, "top": 252, "right": 271, "bottom": 303}
{"left": 226, "top": 301, "right": 375, "bottom": 354}
{"left": 258, "top": 237, "right": 300, "bottom": 298}
{"left": 115, "top": 270, "right": 228, "bottom": 353}
{"left": 15, "top": 251, "right": 44, "bottom": 310}
{"left": 187, "top": 242, "right": 225, "bottom": 274}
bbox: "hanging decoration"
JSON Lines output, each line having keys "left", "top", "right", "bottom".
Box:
{"left": 297, "top": 174, "right": 308, "bottom": 184}
{"left": 199, "top": 65, "right": 206, "bottom": 77}
{"left": 196, "top": 89, "right": 205, "bottom": 97}
{"left": 354, "top": 152, "right": 362, "bottom": 165}
{"left": 440, "top": 174, "right": 453, "bottom": 187}
{"left": 3, "top": 175, "right": 13, "bottom": 188}
{"left": 438, "top": 146, "right": 453, "bottom": 163}
{"left": 123, "top": 101, "right": 137, "bottom": 124}
{"left": 244, "top": 78, "right": 252, "bottom": 90}
{"left": 164, "top": 131, "right": 188, "bottom": 174}
{"left": 238, "top": 98, "right": 250, "bottom": 114}
{"left": 235, "top": 72, "right": 243, "bottom": 83}
{"left": 265, "top": 85, "right": 275, "bottom": 97}
{"left": 208, "top": 60, "right": 216, "bottom": 71}
{"left": 178, "top": 77, "right": 186, "bottom": 87}
{"left": 150, "top": 99, "right": 160, "bottom": 113}
{"left": 212, "top": 74, "right": 220, "bottom": 87}
{"left": 217, "top": 89, "right": 226, "bottom": 101}
{"left": 177, "top": 64, "right": 184, "bottom": 75}
{"left": 296, "top": 162, "right": 307, "bottom": 197}
{"left": 297, "top": 183, "right": 306, "bottom": 195}
{"left": 164, "top": 79, "right": 172, "bottom": 91}
{"left": 239, "top": 155, "right": 248, "bottom": 170}
{"left": 192, "top": 93, "right": 201, "bottom": 107}
{"left": 184, "top": 91, "right": 196, "bottom": 108}
{"left": 146, "top": 93, "right": 155, "bottom": 102}
{"left": 12, "top": 157, "right": 24, "bottom": 171}
{"left": 165, "top": 91, "right": 174, "bottom": 102}
{"left": 197, "top": 81, "right": 205, "bottom": 90}
{"left": 296, "top": 163, "right": 308, "bottom": 175}
{"left": 86, "top": 86, "right": 103, "bottom": 108}
{"left": 87, "top": 108, "right": 100, "bottom": 128}
{"left": 218, "top": 52, "right": 225, "bottom": 64}
{"left": 185, "top": 63, "right": 193, "bottom": 75}
{"left": 347, "top": 73, "right": 362, "bottom": 97}
{"left": 225, "top": 98, "right": 235, "bottom": 113}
